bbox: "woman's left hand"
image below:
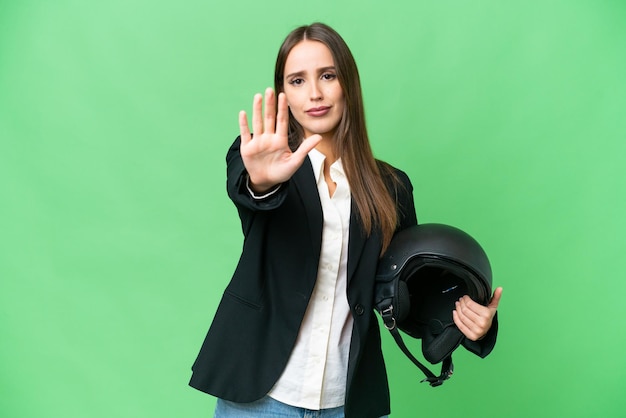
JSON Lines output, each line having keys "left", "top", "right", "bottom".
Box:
{"left": 453, "top": 287, "right": 503, "bottom": 341}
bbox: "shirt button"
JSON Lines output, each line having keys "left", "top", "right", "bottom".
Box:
{"left": 354, "top": 304, "right": 365, "bottom": 316}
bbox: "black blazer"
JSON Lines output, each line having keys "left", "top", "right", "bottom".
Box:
{"left": 189, "top": 137, "right": 495, "bottom": 418}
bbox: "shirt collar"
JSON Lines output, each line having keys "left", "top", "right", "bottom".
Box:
{"left": 308, "top": 148, "right": 345, "bottom": 184}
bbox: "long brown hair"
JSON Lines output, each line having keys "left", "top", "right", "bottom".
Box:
{"left": 274, "top": 22, "right": 400, "bottom": 254}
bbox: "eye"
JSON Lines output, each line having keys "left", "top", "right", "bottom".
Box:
{"left": 288, "top": 78, "right": 304, "bottom": 86}
{"left": 321, "top": 73, "right": 337, "bottom": 81}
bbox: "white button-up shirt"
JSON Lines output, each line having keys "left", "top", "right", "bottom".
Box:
{"left": 268, "top": 148, "right": 353, "bottom": 409}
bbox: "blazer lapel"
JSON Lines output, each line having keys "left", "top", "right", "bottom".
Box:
{"left": 292, "top": 157, "right": 323, "bottom": 260}
{"left": 292, "top": 158, "right": 374, "bottom": 284}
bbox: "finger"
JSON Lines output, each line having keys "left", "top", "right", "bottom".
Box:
{"left": 488, "top": 287, "right": 503, "bottom": 310}
{"left": 454, "top": 301, "right": 487, "bottom": 341}
{"left": 458, "top": 295, "right": 484, "bottom": 317}
{"left": 452, "top": 309, "right": 477, "bottom": 340}
{"left": 264, "top": 88, "right": 276, "bottom": 134}
{"left": 252, "top": 93, "right": 263, "bottom": 136}
{"left": 458, "top": 296, "right": 495, "bottom": 332}
{"left": 239, "top": 110, "right": 251, "bottom": 143}
{"left": 292, "top": 134, "right": 322, "bottom": 160}
{"left": 276, "top": 92, "right": 289, "bottom": 136}
{"left": 456, "top": 297, "right": 482, "bottom": 323}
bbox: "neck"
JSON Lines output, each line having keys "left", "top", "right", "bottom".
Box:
{"left": 314, "top": 137, "right": 337, "bottom": 164}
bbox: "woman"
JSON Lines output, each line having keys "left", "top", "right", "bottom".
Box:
{"left": 189, "top": 23, "right": 501, "bottom": 418}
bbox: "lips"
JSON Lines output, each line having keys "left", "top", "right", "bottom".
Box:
{"left": 305, "top": 106, "right": 331, "bottom": 117}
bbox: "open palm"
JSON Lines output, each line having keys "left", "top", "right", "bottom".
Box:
{"left": 239, "top": 88, "right": 321, "bottom": 193}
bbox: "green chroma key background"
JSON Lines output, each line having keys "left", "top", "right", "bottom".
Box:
{"left": 1, "top": 1, "right": 624, "bottom": 417}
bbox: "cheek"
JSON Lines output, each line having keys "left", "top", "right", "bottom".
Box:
{"left": 283, "top": 89, "right": 302, "bottom": 108}
{"left": 335, "top": 96, "right": 346, "bottom": 116}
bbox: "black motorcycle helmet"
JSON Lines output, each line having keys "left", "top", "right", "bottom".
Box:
{"left": 374, "top": 223, "right": 492, "bottom": 385}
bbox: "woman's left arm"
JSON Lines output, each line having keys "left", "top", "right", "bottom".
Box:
{"left": 393, "top": 169, "right": 418, "bottom": 230}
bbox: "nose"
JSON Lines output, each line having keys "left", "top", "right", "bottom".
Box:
{"left": 309, "top": 81, "right": 323, "bottom": 101}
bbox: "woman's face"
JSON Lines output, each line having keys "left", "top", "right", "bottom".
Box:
{"left": 282, "top": 40, "right": 345, "bottom": 140}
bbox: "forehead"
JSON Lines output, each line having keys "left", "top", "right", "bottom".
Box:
{"left": 284, "top": 40, "right": 335, "bottom": 73}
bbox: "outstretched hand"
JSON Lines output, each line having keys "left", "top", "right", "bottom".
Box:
{"left": 453, "top": 287, "right": 503, "bottom": 341}
{"left": 239, "top": 88, "right": 322, "bottom": 193}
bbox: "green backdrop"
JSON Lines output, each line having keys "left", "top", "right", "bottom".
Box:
{"left": 1, "top": 0, "right": 625, "bottom": 417}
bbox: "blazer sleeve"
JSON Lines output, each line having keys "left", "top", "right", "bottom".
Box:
{"left": 379, "top": 163, "right": 417, "bottom": 232}
{"left": 393, "top": 168, "right": 418, "bottom": 232}
{"left": 462, "top": 312, "right": 499, "bottom": 358}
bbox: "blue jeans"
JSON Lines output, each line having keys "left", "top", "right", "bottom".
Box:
{"left": 214, "top": 396, "right": 389, "bottom": 418}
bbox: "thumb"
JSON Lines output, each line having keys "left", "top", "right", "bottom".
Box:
{"left": 293, "top": 134, "right": 322, "bottom": 159}
{"left": 488, "top": 287, "right": 503, "bottom": 310}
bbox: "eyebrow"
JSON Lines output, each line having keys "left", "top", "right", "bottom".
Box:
{"left": 285, "top": 66, "right": 336, "bottom": 79}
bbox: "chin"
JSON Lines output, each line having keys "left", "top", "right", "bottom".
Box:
{"left": 304, "top": 123, "right": 339, "bottom": 137}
